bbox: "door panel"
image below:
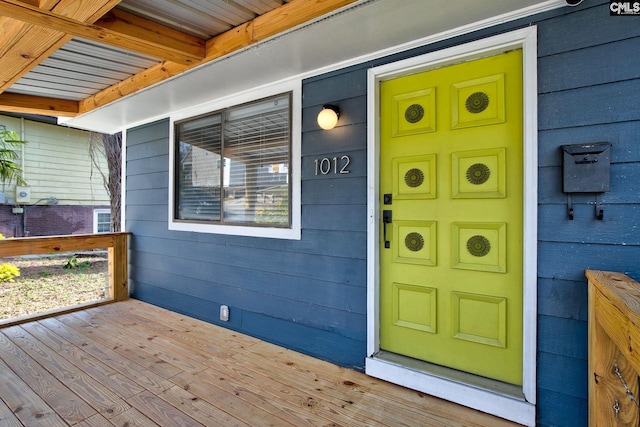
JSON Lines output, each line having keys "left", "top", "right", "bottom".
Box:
{"left": 379, "top": 50, "right": 523, "bottom": 385}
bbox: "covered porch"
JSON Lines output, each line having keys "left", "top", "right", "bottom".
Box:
{"left": 0, "top": 299, "right": 520, "bottom": 426}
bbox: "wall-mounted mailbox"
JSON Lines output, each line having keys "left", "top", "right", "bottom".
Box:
{"left": 561, "top": 142, "right": 611, "bottom": 220}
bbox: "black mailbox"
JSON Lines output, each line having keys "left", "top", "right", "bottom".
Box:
{"left": 562, "top": 142, "right": 611, "bottom": 193}
{"left": 561, "top": 142, "right": 611, "bottom": 220}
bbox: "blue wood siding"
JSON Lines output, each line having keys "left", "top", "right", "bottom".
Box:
{"left": 125, "top": 2, "right": 640, "bottom": 426}
{"left": 535, "top": 2, "right": 640, "bottom": 426}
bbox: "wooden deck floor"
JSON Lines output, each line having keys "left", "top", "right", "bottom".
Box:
{"left": 0, "top": 300, "right": 521, "bottom": 426}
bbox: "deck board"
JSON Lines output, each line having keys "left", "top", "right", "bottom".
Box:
{"left": 0, "top": 300, "right": 523, "bottom": 426}
{"left": 0, "top": 330, "right": 97, "bottom": 424}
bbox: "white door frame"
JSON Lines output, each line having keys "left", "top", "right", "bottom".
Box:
{"left": 365, "top": 27, "right": 538, "bottom": 427}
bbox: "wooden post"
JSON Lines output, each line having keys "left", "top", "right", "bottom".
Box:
{"left": 108, "top": 233, "right": 129, "bottom": 301}
{"left": 587, "top": 270, "right": 640, "bottom": 426}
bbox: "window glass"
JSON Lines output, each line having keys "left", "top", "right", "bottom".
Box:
{"left": 94, "top": 209, "right": 111, "bottom": 233}
{"left": 176, "top": 114, "right": 222, "bottom": 221}
{"left": 174, "top": 93, "right": 291, "bottom": 227}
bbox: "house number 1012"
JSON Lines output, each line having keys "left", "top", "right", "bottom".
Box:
{"left": 314, "top": 155, "right": 351, "bottom": 175}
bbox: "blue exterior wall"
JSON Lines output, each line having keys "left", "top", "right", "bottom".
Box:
{"left": 125, "top": 2, "right": 640, "bottom": 426}
{"left": 535, "top": 3, "right": 640, "bottom": 426}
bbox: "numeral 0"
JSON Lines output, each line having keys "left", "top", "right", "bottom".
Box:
{"left": 314, "top": 155, "right": 350, "bottom": 175}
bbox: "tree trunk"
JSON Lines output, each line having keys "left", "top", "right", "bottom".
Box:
{"left": 90, "top": 132, "right": 121, "bottom": 232}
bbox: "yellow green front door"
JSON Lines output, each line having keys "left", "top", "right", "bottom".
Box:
{"left": 379, "top": 50, "right": 523, "bottom": 385}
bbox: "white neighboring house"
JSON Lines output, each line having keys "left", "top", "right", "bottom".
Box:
{"left": 0, "top": 114, "right": 110, "bottom": 237}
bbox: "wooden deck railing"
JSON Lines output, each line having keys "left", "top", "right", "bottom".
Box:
{"left": 0, "top": 232, "right": 130, "bottom": 326}
{"left": 588, "top": 270, "right": 640, "bottom": 426}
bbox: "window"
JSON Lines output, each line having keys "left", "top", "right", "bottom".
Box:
{"left": 94, "top": 209, "right": 111, "bottom": 233}
{"left": 173, "top": 92, "right": 294, "bottom": 234}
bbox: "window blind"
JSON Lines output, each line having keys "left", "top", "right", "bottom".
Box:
{"left": 174, "top": 93, "right": 291, "bottom": 227}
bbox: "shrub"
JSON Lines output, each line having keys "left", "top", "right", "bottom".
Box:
{"left": 0, "top": 263, "right": 20, "bottom": 282}
{"left": 0, "top": 233, "right": 21, "bottom": 282}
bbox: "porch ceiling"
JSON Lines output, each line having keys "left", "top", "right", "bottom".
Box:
{"left": 0, "top": 0, "right": 564, "bottom": 134}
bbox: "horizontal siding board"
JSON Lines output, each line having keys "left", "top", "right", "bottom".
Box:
{"left": 302, "top": 177, "right": 367, "bottom": 205}
{"left": 537, "top": 166, "right": 561, "bottom": 204}
{"left": 28, "top": 178, "right": 103, "bottom": 190}
{"left": 302, "top": 122, "right": 367, "bottom": 155}
{"left": 28, "top": 181, "right": 103, "bottom": 192}
{"left": 25, "top": 149, "right": 92, "bottom": 162}
{"left": 537, "top": 351, "right": 587, "bottom": 399}
{"left": 537, "top": 388, "right": 588, "bottom": 427}
{"left": 538, "top": 121, "right": 640, "bottom": 167}
{"left": 287, "top": 230, "right": 366, "bottom": 258}
{"left": 126, "top": 119, "right": 169, "bottom": 146}
{"left": 538, "top": 204, "right": 640, "bottom": 245}
{"left": 537, "top": 1, "right": 640, "bottom": 57}
{"left": 128, "top": 214, "right": 367, "bottom": 261}
{"left": 538, "top": 315, "right": 587, "bottom": 360}
{"left": 538, "top": 278, "right": 588, "bottom": 322}
{"left": 126, "top": 204, "right": 167, "bottom": 222}
{"left": 129, "top": 267, "right": 366, "bottom": 341}
{"left": 130, "top": 222, "right": 366, "bottom": 259}
{"left": 270, "top": 229, "right": 366, "bottom": 258}
{"left": 23, "top": 122, "right": 88, "bottom": 140}
{"left": 131, "top": 243, "right": 366, "bottom": 287}
{"left": 131, "top": 264, "right": 366, "bottom": 315}
{"left": 126, "top": 139, "right": 169, "bottom": 160}
{"left": 599, "top": 162, "right": 640, "bottom": 204}
{"left": 126, "top": 188, "right": 168, "bottom": 206}
{"left": 130, "top": 281, "right": 242, "bottom": 328}
{"left": 302, "top": 204, "right": 366, "bottom": 232}
{"left": 538, "top": 241, "right": 640, "bottom": 282}
{"left": 27, "top": 176, "right": 104, "bottom": 192}
{"left": 23, "top": 133, "right": 88, "bottom": 146}
{"left": 126, "top": 172, "right": 169, "bottom": 191}
{"left": 538, "top": 36, "right": 640, "bottom": 93}
{"left": 127, "top": 220, "right": 173, "bottom": 239}
{"left": 302, "top": 68, "right": 367, "bottom": 107}
{"left": 126, "top": 155, "right": 169, "bottom": 175}
{"left": 240, "top": 310, "right": 366, "bottom": 370}
{"left": 539, "top": 163, "right": 640, "bottom": 204}
{"left": 131, "top": 237, "right": 364, "bottom": 286}
{"left": 538, "top": 79, "right": 640, "bottom": 130}
{"left": 130, "top": 217, "right": 274, "bottom": 249}
{"left": 25, "top": 162, "right": 96, "bottom": 175}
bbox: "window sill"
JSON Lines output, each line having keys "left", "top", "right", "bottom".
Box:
{"left": 169, "top": 220, "right": 301, "bottom": 240}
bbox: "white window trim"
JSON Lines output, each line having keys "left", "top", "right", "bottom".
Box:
{"left": 93, "top": 208, "right": 111, "bottom": 234}
{"left": 365, "top": 27, "right": 538, "bottom": 427}
{"left": 168, "top": 79, "right": 301, "bottom": 240}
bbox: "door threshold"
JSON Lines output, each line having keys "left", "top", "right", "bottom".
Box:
{"left": 366, "top": 352, "right": 535, "bottom": 426}
{"left": 375, "top": 350, "right": 524, "bottom": 398}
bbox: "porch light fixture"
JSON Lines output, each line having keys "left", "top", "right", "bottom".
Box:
{"left": 317, "top": 104, "right": 340, "bottom": 130}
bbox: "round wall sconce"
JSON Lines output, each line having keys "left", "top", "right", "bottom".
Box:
{"left": 317, "top": 104, "right": 340, "bottom": 130}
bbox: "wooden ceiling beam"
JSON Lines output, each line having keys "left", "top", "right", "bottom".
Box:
{"left": 94, "top": 9, "right": 205, "bottom": 63}
{"left": 0, "top": 0, "right": 357, "bottom": 117}
{"left": 79, "top": 0, "right": 358, "bottom": 114}
{"left": 0, "top": 92, "right": 78, "bottom": 117}
{"left": 0, "top": 0, "right": 205, "bottom": 65}
{"left": 0, "top": 0, "right": 121, "bottom": 94}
